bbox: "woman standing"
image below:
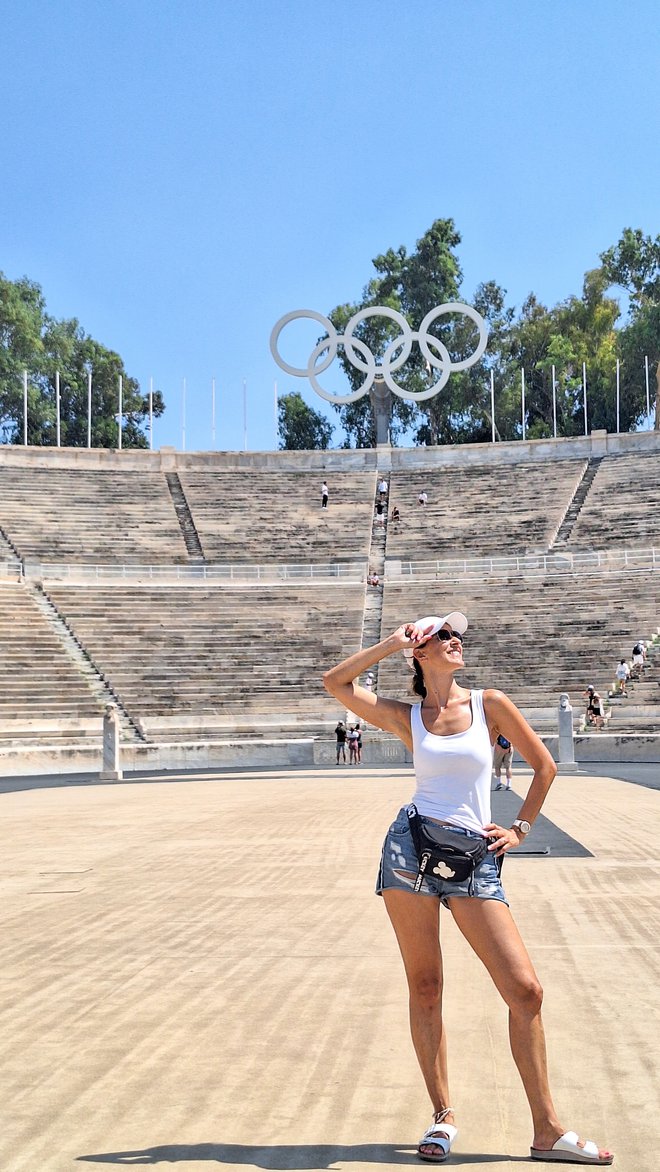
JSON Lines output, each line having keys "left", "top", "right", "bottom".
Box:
{"left": 323, "top": 611, "right": 613, "bottom": 1165}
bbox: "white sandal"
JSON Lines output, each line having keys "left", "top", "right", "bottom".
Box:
{"left": 417, "top": 1107, "right": 458, "bottom": 1163}
{"left": 530, "top": 1130, "right": 614, "bottom": 1164}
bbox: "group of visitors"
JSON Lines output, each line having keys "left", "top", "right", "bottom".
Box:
{"left": 323, "top": 476, "right": 423, "bottom": 516}
{"left": 583, "top": 639, "right": 650, "bottom": 727}
{"left": 612, "top": 640, "right": 648, "bottom": 696}
{"left": 583, "top": 685, "right": 607, "bottom": 730}
{"left": 334, "top": 720, "right": 363, "bottom": 764}
{"left": 374, "top": 478, "right": 388, "bottom": 526}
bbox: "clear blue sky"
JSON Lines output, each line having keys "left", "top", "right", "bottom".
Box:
{"left": 2, "top": 0, "right": 658, "bottom": 451}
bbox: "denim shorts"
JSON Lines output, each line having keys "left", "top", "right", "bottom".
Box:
{"left": 376, "top": 806, "right": 508, "bottom": 907}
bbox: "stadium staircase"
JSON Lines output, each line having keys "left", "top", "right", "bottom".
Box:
{"left": 551, "top": 458, "right": 603, "bottom": 547}
{"left": 30, "top": 583, "right": 143, "bottom": 743}
{"left": 359, "top": 476, "right": 387, "bottom": 688}
{"left": 564, "top": 451, "right": 660, "bottom": 548}
{"left": 165, "top": 472, "right": 206, "bottom": 561}
{"left": 0, "top": 523, "right": 21, "bottom": 564}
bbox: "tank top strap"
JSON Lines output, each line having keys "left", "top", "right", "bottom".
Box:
{"left": 410, "top": 701, "right": 423, "bottom": 748}
{"left": 470, "top": 688, "right": 487, "bottom": 728}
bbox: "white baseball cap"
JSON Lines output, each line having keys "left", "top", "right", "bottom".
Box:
{"left": 403, "top": 611, "right": 468, "bottom": 661}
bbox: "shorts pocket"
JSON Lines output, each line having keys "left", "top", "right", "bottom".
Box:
{"left": 388, "top": 818, "right": 410, "bottom": 837}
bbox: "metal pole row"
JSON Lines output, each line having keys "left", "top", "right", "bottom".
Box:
{"left": 15, "top": 360, "right": 656, "bottom": 449}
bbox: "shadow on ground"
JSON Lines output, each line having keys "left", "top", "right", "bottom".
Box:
{"left": 491, "top": 787, "right": 592, "bottom": 858}
{"left": 76, "top": 1142, "right": 530, "bottom": 1166}
{"left": 578, "top": 761, "right": 660, "bottom": 791}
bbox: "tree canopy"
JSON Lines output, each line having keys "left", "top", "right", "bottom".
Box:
{"left": 277, "top": 391, "right": 333, "bottom": 450}
{"left": 277, "top": 219, "right": 659, "bottom": 449}
{"left": 599, "top": 228, "right": 660, "bottom": 427}
{"left": 5, "top": 224, "right": 659, "bottom": 453}
{"left": 0, "top": 272, "right": 163, "bottom": 447}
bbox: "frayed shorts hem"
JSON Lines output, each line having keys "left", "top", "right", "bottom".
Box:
{"left": 375, "top": 806, "right": 509, "bottom": 908}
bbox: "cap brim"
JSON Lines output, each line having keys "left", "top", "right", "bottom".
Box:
{"left": 402, "top": 610, "right": 468, "bottom": 664}
{"left": 441, "top": 611, "right": 468, "bottom": 635}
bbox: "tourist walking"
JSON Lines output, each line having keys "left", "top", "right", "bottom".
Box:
{"left": 334, "top": 720, "right": 347, "bottom": 764}
{"left": 493, "top": 733, "right": 513, "bottom": 790}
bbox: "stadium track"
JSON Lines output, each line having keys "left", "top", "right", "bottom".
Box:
{"left": 0, "top": 764, "right": 656, "bottom": 1171}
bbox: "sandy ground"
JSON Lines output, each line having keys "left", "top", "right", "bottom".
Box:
{"left": 0, "top": 764, "right": 657, "bottom": 1172}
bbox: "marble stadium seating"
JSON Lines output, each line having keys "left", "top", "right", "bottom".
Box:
{"left": 0, "top": 444, "right": 657, "bottom": 751}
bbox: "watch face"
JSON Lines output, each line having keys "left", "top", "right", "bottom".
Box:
{"left": 519, "top": 820, "right": 531, "bottom": 834}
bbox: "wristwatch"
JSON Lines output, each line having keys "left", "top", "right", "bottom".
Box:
{"left": 512, "top": 818, "right": 531, "bottom": 836}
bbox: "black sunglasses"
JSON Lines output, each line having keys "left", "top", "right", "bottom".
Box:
{"left": 435, "top": 629, "right": 464, "bottom": 645}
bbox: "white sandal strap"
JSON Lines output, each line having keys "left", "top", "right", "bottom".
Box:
{"left": 419, "top": 1121, "right": 458, "bottom": 1148}
{"left": 434, "top": 1107, "right": 454, "bottom": 1123}
{"left": 555, "top": 1132, "right": 600, "bottom": 1158}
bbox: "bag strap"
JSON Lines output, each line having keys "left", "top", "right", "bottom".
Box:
{"left": 406, "top": 804, "right": 429, "bottom": 893}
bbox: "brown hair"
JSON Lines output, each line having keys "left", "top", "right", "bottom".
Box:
{"left": 411, "top": 658, "right": 427, "bottom": 699}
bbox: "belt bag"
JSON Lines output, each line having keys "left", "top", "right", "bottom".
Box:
{"left": 406, "top": 804, "right": 488, "bottom": 892}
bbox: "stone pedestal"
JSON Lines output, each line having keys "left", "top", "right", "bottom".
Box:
{"left": 556, "top": 692, "right": 579, "bottom": 773}
{"left": 100, "top": 704, "right": 123, "bottom": 781}
{"left": 369, "top": 375, "right": 391, "bottom": 446}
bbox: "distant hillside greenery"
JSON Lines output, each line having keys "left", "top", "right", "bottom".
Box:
{"left": 0, "top": 273, "right": 164, "bottom": 447}
{"left": 278, "top": 223, "right": 660, "bottom": 449}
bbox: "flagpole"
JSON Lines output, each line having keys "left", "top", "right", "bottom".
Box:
{"left": 182, "top": 377, "right": 187, "bottom": 451}
{"left": 490, "top": 370, "right": 495, "bottom": 443}
{"left": 582, "top": 361, "right": 588, "bottom": 435}
{"left": 55, "top": 370, "right": 61, "bottom": 447}
{"left": 521, "top": 368, "right": 526, "bottom": 441}
{"left": 243, "top": 378, "right": 247, "bottom": 451}
{"left": 551, "top": 364, "right": 557, "bottom": 439}
{"left": 211, "top": 377, "right": 216, "bottom": 449}
{"left": 616, "top": 359, "right": 620, "bottom": 433}
{"left": 645, "top": 355, "right": 651, "bottom": 425}
{"left": 149, "top": 376, "right": 154, "bottom": 450}
{"left": 118, "top": 374, "right": 123, "bottom": 450}
{"left": 87, "top": 366, "right": 92, "bottom": 448}
{"left": 23, "top": 370, "right": 28, "bottom": 446}
{"left": 274, "top": 379, "right": 278, "bottom": 448}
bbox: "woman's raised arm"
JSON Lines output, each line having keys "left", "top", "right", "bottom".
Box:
{"left": 322, "top": 621, "right": 431, "bottom": 748}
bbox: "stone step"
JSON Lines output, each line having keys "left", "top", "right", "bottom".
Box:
{"left": 165, "top": 471, "right": 206, "bottom": 560}
{"left": 551, "top": 458, "right": 602, "bottom": 546}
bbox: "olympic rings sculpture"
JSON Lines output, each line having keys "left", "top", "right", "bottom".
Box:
{"left": 269, "top": 303, "right": 489, "bottom": 404}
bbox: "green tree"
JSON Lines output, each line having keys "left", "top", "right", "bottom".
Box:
{"left": 278, "top": 391, "right": 333, "bottom": 450}
{"left": 0, "top": 271, "right": 164, "bottom": 447}
{"left": 328, "top": 219, "right": 466, "bottom": 447}
{"left": 502, "top": 270, "right": 621, "bottom": 438}
{"left": 415, "top": 280, "right": 515, "bottom": 445}
{"left": 0, "top": 274, "right": 46, "bottom": 442}
{"left": 600, "top": 228, "right": 660, "bottom": 428}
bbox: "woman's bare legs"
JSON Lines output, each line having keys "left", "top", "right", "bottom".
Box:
{"left": 382, "top": 889, "right": 454, "bottom": 1157}
{"left": 449, "top": 897, "right": 613, "bottom": 1161}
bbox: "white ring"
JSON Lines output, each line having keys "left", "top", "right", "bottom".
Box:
{"left": 418, "top": 302, "right": 489, "bottom": 371}
{"left": 269, "top": 310, "right": 338, "bottom": 378}
{"left": 383, "top": 331, "right": 453, "bottom": 402}
{"left": 343, "top": 306, "right": 412, "bottom": 375}
{"left": 270, "top": 303, "right": 489, "bottom": 402}
{"left": 308, "top": 335, "right": 376, "bottom": 404}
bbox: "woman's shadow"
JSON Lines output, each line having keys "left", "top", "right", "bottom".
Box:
{"left": 76, "top": 1141, "right": 529, "bottom": 1166}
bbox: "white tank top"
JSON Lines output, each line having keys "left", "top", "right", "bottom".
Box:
{"left": 410, "top": 690, "right": 492, "bottom": 835}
